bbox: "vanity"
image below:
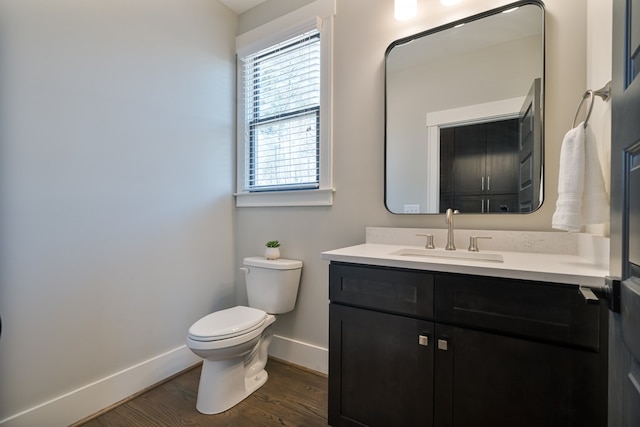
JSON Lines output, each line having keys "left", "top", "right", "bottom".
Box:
{"left": 336, "top": 1, "right": 609, "bottom": 424}
{"left": 322, "top": 228, "right": 609, "bottom": 427}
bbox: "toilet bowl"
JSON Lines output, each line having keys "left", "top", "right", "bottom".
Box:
{"left": 186, "top": 257, "right": 302, "bottom": 414}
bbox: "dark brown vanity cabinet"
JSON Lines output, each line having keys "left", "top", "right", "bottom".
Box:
{"left": 328, "top": 262, "right": 607, "bottom": 427}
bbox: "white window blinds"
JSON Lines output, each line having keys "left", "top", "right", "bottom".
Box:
{"left": 240, "top": 29, "right": 321, "bottom": 192}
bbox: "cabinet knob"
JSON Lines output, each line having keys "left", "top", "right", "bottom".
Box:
{"left": 418, "top": 334, "right": 429, "bottom": 346}
{"left": 437, "top": 339, "right": 449, "bottom": 351}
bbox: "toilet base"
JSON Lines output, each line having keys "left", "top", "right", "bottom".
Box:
{"left": 188, "top": 314, "right": 276, "bottom": 415}
{"left": 195, "top": 357, "right": 269, "bottom": 415}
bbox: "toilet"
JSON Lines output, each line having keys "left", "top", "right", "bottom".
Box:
{"left": 186, "top": 256, "right": 303, "bottom": 414}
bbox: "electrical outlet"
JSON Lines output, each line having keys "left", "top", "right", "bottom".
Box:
{"left": 404, "top": 204, "right": 420, "bottom": 214}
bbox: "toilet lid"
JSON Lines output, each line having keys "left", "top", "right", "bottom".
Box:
{"left": 243, "top": 257, "right": 303, "bottom": 270}
{"left": 188, "top": 306, "right": 267, "bottom": 341}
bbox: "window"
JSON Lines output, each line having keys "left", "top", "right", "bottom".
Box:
{"left": 242, "top": 30, "right": 320, "bottom": 192}
{"left": 235, "top": 2, "right": 334, "bottom": 207}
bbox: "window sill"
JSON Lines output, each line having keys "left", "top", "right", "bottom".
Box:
{"left": 234, "top": 188, "right": 335, "bottom": 207}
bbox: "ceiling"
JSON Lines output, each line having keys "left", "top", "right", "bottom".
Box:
{"left": 218, "top": 0, "right": 267, "bottom": 14}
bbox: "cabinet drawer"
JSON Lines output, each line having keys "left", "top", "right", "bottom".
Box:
{"left": 435, "top": 273, "right": 602, "bottom": 350}
{"left": 329, "top": 263, "right": 434, "bottom": 319}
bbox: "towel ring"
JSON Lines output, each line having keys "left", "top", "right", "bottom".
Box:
{"left": 571, "top": 81, "right": 612, "bottom": 129}
{"left": 572, "top": 90, "right": 595, "bottom": 129}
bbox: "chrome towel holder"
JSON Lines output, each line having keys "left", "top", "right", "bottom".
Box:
{"left": 572, "top": 80, "right": 612, "bottom": 129}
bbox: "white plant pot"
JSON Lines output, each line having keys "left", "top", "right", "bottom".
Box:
{"left": 264, "top": 247, "right": 280, "bottom": 260}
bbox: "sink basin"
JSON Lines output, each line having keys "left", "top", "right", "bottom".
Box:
{"left": 390, "top": 248, "right": 504, "bottom": 262}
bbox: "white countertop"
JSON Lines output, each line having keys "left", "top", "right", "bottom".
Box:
{"left": 321, "top": 242, "right": 609, "bottom": 288}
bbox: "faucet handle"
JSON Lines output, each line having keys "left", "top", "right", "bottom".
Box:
{"left": 468, "top": 236, "right": 492, "bottom": 252}
{"left": 416, "top": 233, "right": 435, "bottom": 249}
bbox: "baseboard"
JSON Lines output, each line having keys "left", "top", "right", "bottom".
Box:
{"left": 268, "top": 334, "right": 328, "bottom": 375}
{"left": 0, "top": 345, "right": 200, "bottom": 427}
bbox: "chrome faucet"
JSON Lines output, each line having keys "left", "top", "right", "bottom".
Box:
{"left": 445, "top": 208, "right": 459, "bottom": 250}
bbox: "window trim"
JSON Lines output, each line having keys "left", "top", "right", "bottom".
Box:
{"left": 235, "top": 0, "right": 334, "bottom": 207}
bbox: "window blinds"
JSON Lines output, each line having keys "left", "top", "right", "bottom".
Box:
{"left": 241, "top": 29, "right": 321, "bottom": 192}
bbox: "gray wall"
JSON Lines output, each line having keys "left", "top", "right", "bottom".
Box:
{"left": 0, "top": 0, "right": 237, "bottom": 423}
{"left": 235, "top": 0, "right": 591, "bottom": 363}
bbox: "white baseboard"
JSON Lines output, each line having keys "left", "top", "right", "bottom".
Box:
{"left": 0, "top": 345, "right": 200, "bottom": 427}
{"left": 1, "top": 338, "right": 327, "bottom": 427}
{"left": 268, "top": 334, "right": 328, "bottom": 375}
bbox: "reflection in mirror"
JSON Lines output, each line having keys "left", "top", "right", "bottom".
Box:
{"left": 385, "top": 1, "right": 544, "bottom": 214}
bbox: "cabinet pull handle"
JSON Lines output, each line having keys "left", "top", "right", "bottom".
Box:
{"left": 487, "top": 176, "right": 491, "bottom": 191}
{"left": 437, "top": 339, "right": 448, "bottom": 351}
{"left": 481, "top": 176, "right": 484, "bottom": 191}
{"left": 418, "top": 334, "right": 429, "bottom": 347}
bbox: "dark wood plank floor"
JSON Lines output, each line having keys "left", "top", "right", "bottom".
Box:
{"left": 78, "top": 358, "right": 328, "bottom": 426}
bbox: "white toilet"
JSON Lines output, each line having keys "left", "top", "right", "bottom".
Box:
{"left": 186, "top": 256, "right": 303, "bottom": 414}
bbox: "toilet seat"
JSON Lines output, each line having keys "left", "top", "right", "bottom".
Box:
{"left": 188, "top": 306, "right": 267, "bottom": 342}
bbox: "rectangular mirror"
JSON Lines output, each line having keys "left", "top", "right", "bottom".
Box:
{"left": 385, "top": 0, "right": 545, "bottom": 214}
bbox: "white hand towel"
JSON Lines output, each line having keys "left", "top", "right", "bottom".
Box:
{"left": 582, "top": 125, "right": 609, "bottom": 224}
{"left": 552, "top": 123, "right": 585, "bottom": 231}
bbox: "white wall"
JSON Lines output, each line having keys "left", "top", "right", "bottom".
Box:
{"left": 0, "top": 1, "right": 237, "bottom": 425}
{"left": 235, "top": 0, "right": 590, "bottom": 372}
{"left": 237, "top": 0, "right": 314, "bottom": 33}
{"left": 586, "top": 0, "right": 613, "bottom": 236}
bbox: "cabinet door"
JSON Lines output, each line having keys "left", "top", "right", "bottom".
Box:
{"left": 452, "top": 195, "right": 485, "bottom": 214}
{"left": 329, "top": 304, "right": 434, "bottom": 427}
{"left": 439, "top": 127, "right": 455, "bottom": 197}
{"left": 434, "top": 324, "right": 603, "bottom": 427}
{"left": 452, "top": 194, "right": 519, "bottom": 213}
{"left": 485, "top": 119, "right": 519, "bottom": 195}
{"left": 453, "top": 123, "right": 485, "bottom": 196}
{"left": 485, "top": 194, "right": 518, "bottom": 213}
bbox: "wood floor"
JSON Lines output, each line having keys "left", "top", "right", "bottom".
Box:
{"left": 77, "top": 358, "right": 328, "bottom": 426}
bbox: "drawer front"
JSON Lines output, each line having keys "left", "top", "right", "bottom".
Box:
{"left": 329, "top": 263, "right": 434, "bottom": 319}
{"left": 435, "top": 273, "right": 602, "bottom": 350}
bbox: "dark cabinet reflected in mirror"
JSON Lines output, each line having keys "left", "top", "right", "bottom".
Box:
{"left": 385, "top": 1, "right": 544, "bottom": 214}
{"left": 440, "top": 118, "right": 520, "bottom": 213}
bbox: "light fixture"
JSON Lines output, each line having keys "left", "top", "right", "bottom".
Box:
{"left": 395, "top": 0, "right": 417, "bottom": 21}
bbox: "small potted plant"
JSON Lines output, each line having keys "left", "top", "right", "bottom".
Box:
{"left": 264, "top": 240, "right": 281, "bottom": 260}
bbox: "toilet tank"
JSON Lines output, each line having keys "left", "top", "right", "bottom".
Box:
{"left": 242, "top": 257, "right": 303, "bottom": 314}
